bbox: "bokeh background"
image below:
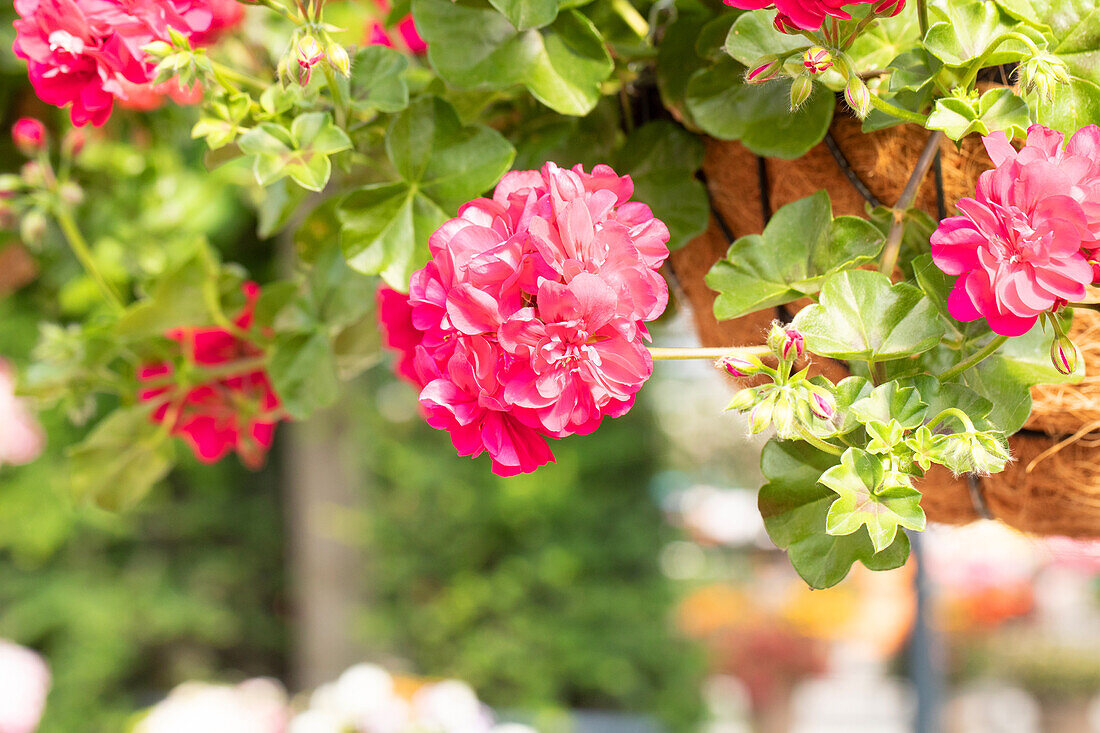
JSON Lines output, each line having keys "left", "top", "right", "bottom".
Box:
{"left": 2, "top": 3, "right": 1100, "bottom": 732}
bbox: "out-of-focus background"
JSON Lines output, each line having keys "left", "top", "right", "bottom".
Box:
{"left": 2, "top": 4, "right": 1100, "bottom": 732}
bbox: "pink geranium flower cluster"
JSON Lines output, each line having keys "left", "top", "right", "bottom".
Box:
{"left": 365, "top": 0, "right": 427, "bottom": 56}
{"left": 723, "top": 0, "right": 904, "bottom": 32}
{"left": 139, "top": 282, "right": 284, "bottom": 469}
{"left": 12, "top": 0, "right": 242, "bottom": 127}
{"left": 931, "top": 125, "right": 1100, "bottom": 336}
{"left": 379, "top": 162, "right": 670, "bottom": 476}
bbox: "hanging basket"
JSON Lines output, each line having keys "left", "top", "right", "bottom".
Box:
{"left": 669, "top": 109, "right": 1100, "bottom": 538}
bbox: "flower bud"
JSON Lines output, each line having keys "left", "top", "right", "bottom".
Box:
{"left": 1051, "top": 334, "right": 1078, "bottom": 375}
{"left": 726, "top": 386, "right": 759, "bottom": 412}
{"left": 845, "top": 76, "right": 872, "bottom": 119}
{"left": 20, "top": 210, "right": 47, "bottom": 246}
{"left": 296, "top": 35, "right": 325, "bottom": 86}
{"left": 790, "top": 76, "right": 814, "bottom": 110}
{"left": 771, "top": 391, "right": 797, "bottom": 439}
{"left": 143, "top": 40, "right": 174, "bottom": 59}
{"left": 0, "top": 174, "right": 22, "bottom": 197}
{"left": 873, "top": 0, "right": 906, "bottom": 17}
{"left": 59, "top": 181, "right": 84, "bottom": 206}
{"left": 1019, "top": 52, "right": 1071, "bottom": 103}
{"left": 12, "top": 118, "right": 47, "bottom": 156}
{"left": 808, "top": 390, "right": 835, "bottom": 421}
{"left": 63, "top": 129, "right": 86, "bottom": 157}
{"left": 717, "top": 353, "right": 764, "bottom": 378}
{"left": 803, "top": 47, "right": 832, "bottom": 74}
{"left": 749, "top": 392, "right": 777, "bottom": 434}
{"left": 746, "top": 55, "right": 783, "bottom": 84}
{"left": 325, "top": 40, "right": 351, "bottom": 77}
{"left": 20, "top": 161, "right": 45, "bottom": 188}
{"left": 768, "top": 324, "right": 804, "bottom": 361}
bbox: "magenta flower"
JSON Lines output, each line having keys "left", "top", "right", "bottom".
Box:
{"left": 931, "top": 125, "right": 1100, "bottom": 336}
{"left": 378, "top": 162, "right": 670, "bottom": 476}
{"left": 11, "top": 118, "right": 47, "bottom": 155}
{"left": 12, "top": 0, "right": 229, "bottom": 127}
{"left": 723, "top": 0, "right": 905, "bottom": 32}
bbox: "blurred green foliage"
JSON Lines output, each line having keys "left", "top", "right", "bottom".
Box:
{"left": 351, "top": 372, "right": 707, "bottom": 731}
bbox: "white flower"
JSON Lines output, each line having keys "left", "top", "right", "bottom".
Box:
{"left": 411, "top": 681, "right": 494, "bottom": 733}
{"left": 135, "top": 679, "right": 287, "bottom": 733}
{"left": 0, "top": 640, "right": 50, "bottom": 733}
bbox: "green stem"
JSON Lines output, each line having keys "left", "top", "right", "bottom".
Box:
{"left": 879, "top": 130, "right": 944, "bottom": 276}
{"left": 868, "top": 360, "right": 885, "bottom": 386}
{"left": 797, "top": 426, "right": 844, "bottom": 456}
{"left": 322, "top": 63, "right": 349, "bottom": 129}
{"left": 916, "top": 0, "right": 928, "bottom": 38}
{"left": 938, "top": 334, "right": 1009, "bottom": 380}
{"left": 648, "top": 346, "right": 772, "bottom": 360}
{"left": 210, "top": 60, "right": 267, "bottom": 91}
{"left": 925, "top": 407, "right": 975, "bottom": 433}
{"left": 867, "top": 92, "right": 928, "bottom": 126}
{"left": 54, "top": 206, "right": 124, "bottom": 312}
{"left": 958, "top": 32, "right": 1041, "bottom": 92}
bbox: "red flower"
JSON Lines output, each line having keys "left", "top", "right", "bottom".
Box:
{"left": 138, "top": 282, "right": 284, "bottom": 468}
{"left": 11, "top": 118, "right": 47, "bottom": 154}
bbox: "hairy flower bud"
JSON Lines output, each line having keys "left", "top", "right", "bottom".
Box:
{"left": 746, "top": 55, "right": 783, "bottom": 84}
{"left": 749, "top": 391, "right": 777, "bottom": 434}
{"left": 20, "top": 210, "right": 47, "bottom": 246}
{"left": 717, "top": 353, "right": 765, "bottom": 378}
{"left": 768, "top": 324, "right": 804, "bottom": 361}
{"left": 20, "top": 161, "right": 45, "bottom": 188}
{"left": 726, "top": 386, "right": 759, "bottom": 412}
{"left": 790, "top": 76, "right": 814, "bottom": 110}
{"left": 325, "top": 39, "right": 351, "bottom": 77}
{"left": 12, "top": 118, "right": 46, "bottom": 156}
{"left": 1051, "top": 334, "right": 1078, "bottom": 375}
{"left": 808, "top": 390, "right": 835, "bottom": 421}
{"left": 803, "top": 46, "right": 832, "bottom": 74}
{"left": 59, "top": 181, "right": 83, "bottom": 206}
{"left": 295, "top": 35, "right": 325, "bottom": 86}
{"left": 771, "top": 391, "right": 798, "bottom": 438}
{"left": 1019, "top": 52, "right": 1071, "bottom": 103}
{"left": 845, "top": 76, "right": 872, "bottom": 119}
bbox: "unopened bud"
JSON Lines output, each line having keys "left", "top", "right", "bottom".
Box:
{"left": 143, "top": 40, "right": 174, "bottom": 59}
{"left": 845, "top": 76, "right": 872, "bottom": 119}
{"left": 726, "top": 386, "right": 759, "bottom": 412}
{"left": 746, "top": 55, "right": 783, "bottom": 84}
{"left": 1019, "top": 52, "right": 1071, "bottom": 103}
{"left": 1051, "top": 334, "right": 1078, "bottom": 375}
{"left": 803, "top": 47, "right": 832, "bottom": 74}
{"left": 325, "top": 40, "right": 351, "bottom": 77}
{"left": 790, "top": 76, "right": 814, "bottom": 110}
{"left": 296, "top": 35, "right": 324, "bottom": 86}
{"left": 717, "top": 353, "right": 764, "bottom": 378}
{"left": 20, "top": 210, "right": 47, "bottom": 246}
{"left": 768, "top": 324, "right": 804, "bottom": 361}
{"left": 12, "top": 118, "right": 47, "bottom": 156}
{"left": 808, "top": 390, "right": 836, "bottom": 421}
{"left": 749, "top": 392, "right": 777, "bottom": 434}
{"left": 59, "top": 181, "right": 84, "bottom": 206}
{"left": 0, "top": 174, "right": 22, "bottom": 197}
{"left": 20, "top": 161, "right": 45, "bottom": 188}
{"left": 771, "top": 391, "right": 797, "bottom": 438}
{"left": 63, "top": 128, "right": 86, "bottom": 157}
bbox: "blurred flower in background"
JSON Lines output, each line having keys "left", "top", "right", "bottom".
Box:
{"left": 0, "top": 361, "right": 44, "bottom": 468}
{"left": 0, "top": 640, "right": 50, "bottom": 733}
{"left": 134, "top": 678, "right": 288, "bottom": 733}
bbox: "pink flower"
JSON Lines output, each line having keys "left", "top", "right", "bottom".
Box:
{"left": 0, "top": 640, "right": 50, "bottom": 733}
{"left": 379, "top": 162, "right": 669, "bottom": 476}
{"left": 11, "top": 118, "right": 47, "bottom": 154}
{"left": 722, "top": 0, "right": 905, "bottom": 32}
{"left": 931, "top": 125, "right": 1100, "bottom": 336}
{"left": 364, "top": 0, "right": 426, "bottom": 55}
{"left": 138, "top": 282, "right": 284, "bottom": 469}
{"left": 0, "top": 361, "right": 45, "bottom": 468}
{"left": 12, "top": 0, "right": 235, "bottom": 126}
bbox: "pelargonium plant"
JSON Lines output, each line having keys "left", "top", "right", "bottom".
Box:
{"left": 5, "top": 0, "right": 1100, "bottom": 586}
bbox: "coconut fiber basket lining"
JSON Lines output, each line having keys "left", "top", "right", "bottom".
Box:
{"left": 669, "top": 110, "right": 1100, "bottom": 537}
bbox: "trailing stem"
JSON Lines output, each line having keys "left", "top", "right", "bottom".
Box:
{"left": 879, "top": 129, "right": 945, "bottom": 276}
{"left": 54, "top": 207, "right": 125, "bottom": 312}
{"left": 938, "top": 334, "right": 1009, "bottom": 380}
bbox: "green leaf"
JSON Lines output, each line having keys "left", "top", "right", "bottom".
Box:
{"left": 116, "top": 248, "right": 220, "bottom": 337}
{"left": 792, "top": 269, "right": 946, "bottom": 361}
{"left": 268, "top": 331, "right": 340, "bottom": 420}
{"left": 995, "top": 0, "right": 1100, "bottom": 84}
{"left": 489, "top": 0, "right": 560, "bottom": 30}
{"left": 723, "top": 9, "right": 808, "bottom": 66}
{"left": 1030, "top": 76, "right": 1100, "bottom": 135}
{"left": 850, "top": 381, "right": 929, "bottom": 430}
{"left": 820, "top": 448, "right": 926, "bottom": 553}
{"left": 926, "top": 88, "right": 1030, "bottom": 140}
{"left": 349, "top": 45, "right": 410, "bottom": 113}
{"left": 239, "top": 114, "right": 351, "bottom": 192}
{"left": 758, "top": 439, "right": 911, "bottom": 589}
{"left": 68, "top": 406, "right": 175, "bottom": 510}
{"left": 614, "top": 121, "right": 708, "bottom": 251}
{"left": 685, "top": 57, "right": 834, "bottom": 158}
{"left": 706, "top": 192, "right": 885, "bottom": 320}
{"left": 305, "top": 242, "right": 376, "bottom": 330}
{"left": 414, "top": 0, "right": 613, "bottom": 116}
{"left": 340, "top": 97, "right": 514, "bottom": 289}
{"left": 655, "top": 9, "right": 716, "bottom": 125}
{"left": 924, "top": 0, "right": 1040, "bottom": 67}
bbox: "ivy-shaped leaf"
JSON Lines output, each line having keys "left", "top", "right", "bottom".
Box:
{"left": 926, "top": 88, "right": 1030, "bottom": 141}
{"left": 115, "top": 247, "right": 221, "bottom": 338}
{"left": 489, "top": 0, "right": 560, "bottom": 31}
{"left": 820, "top": 448, "right": 926, "bottom": 553}
{"left": 614, "top": 121, "right": 708, "bottom": 251}
{"left": 338, "top": 96, "right": 515, "bottom": 289}
{"left": 706, "top": 192, "right": 885, "bottom": 320}
{"left": 758, "top": 440, "right": 911, "bottom": 589}
{"left": 413, "top": 0, "right": 613, "bottom": 116}
{"left": 238, "top": 113, "right": 352, "bottom": 191}
{"left": 850, "top": 381, "right": 929, "bottom": 430}
{"left": 349, "top": 46, "right": 410, "bottom": 114}
{"left": 724, "top": 10, "right": 809, "bottom": 66}
{"left": 924, "top": 0, "right": 1042, "bottom": 67}
{"left": 792, "top": 269, "right": 946, "bottom": 361}
{"left": 68, "top": 406, "right": 175, "bottom": 510}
